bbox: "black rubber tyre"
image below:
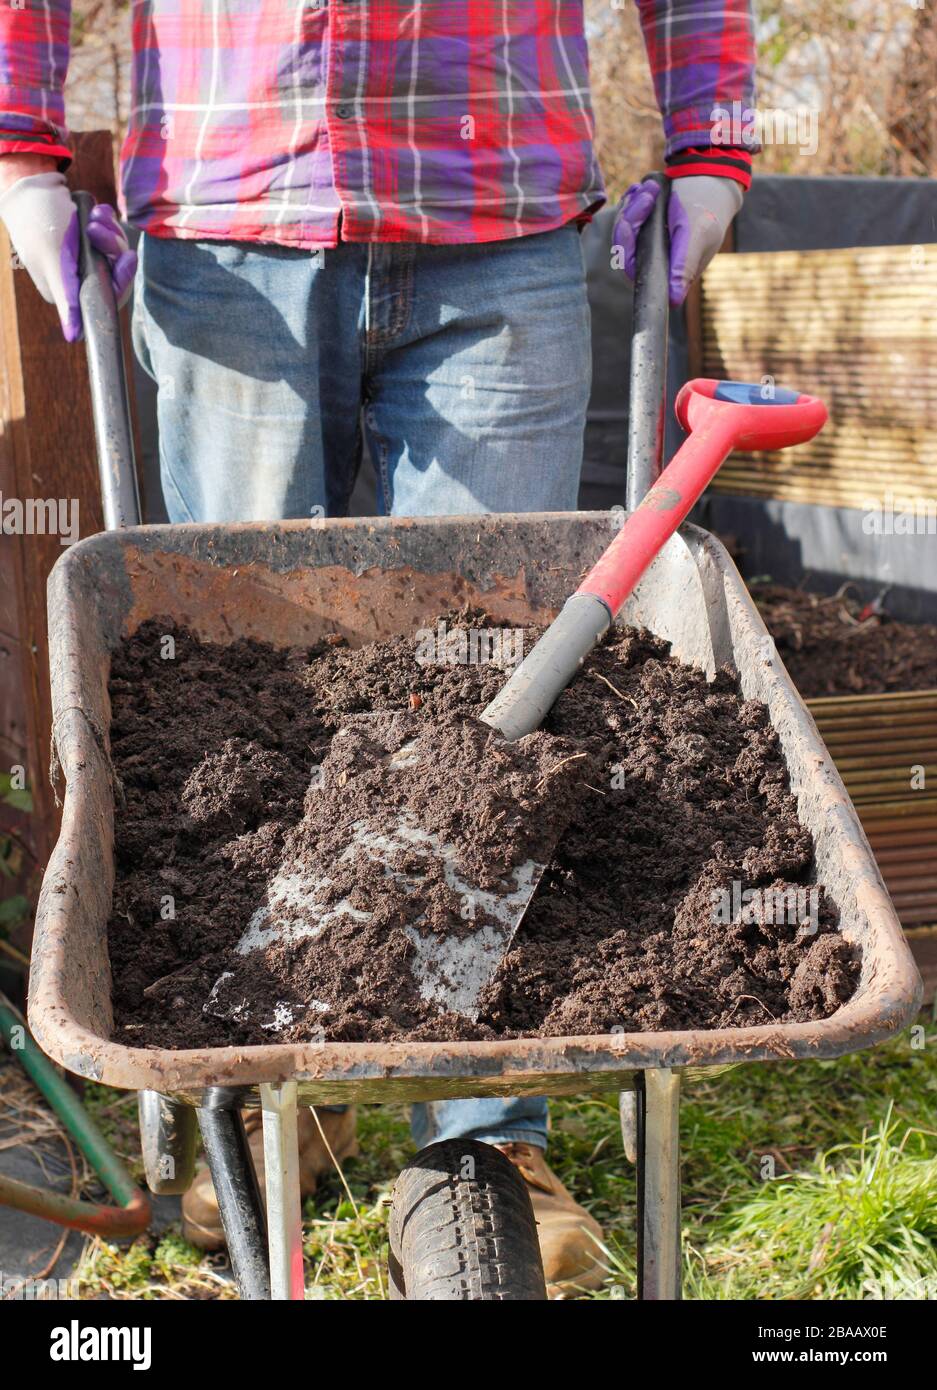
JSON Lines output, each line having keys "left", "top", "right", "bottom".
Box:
{"left": 388, "top": 1138, "right": 547, "bottom": 1300}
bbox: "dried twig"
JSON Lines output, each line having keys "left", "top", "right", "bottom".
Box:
{"left": 591, "top": 670, "right": 638, "bottom": 709}
{"left": 534, "top": 752, "right": 588, "bottom": 792}
{"left": 0, "top": 937, "right": 29, "bottom": 968}
{"left": 143, "top": 965, "right": 198, "bottom": 999}
{"left": 725, "top": 993, "right": 778, "bottom": 1022}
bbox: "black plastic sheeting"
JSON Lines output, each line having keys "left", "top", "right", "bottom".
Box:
{"left": 695, "top": 493, "right": 937, "bottom": 623}
{"left": 735, "top": 174, "right": 937, "bottom": 252}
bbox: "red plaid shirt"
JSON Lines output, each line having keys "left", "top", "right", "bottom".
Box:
{"left": 0, "top": 1, "right": 756, "bottom": 248}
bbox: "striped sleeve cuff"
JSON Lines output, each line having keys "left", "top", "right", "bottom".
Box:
{"left": 0, "top": 128, "right": 71, "bottom": 168}
{"left": 665, "top": 147, "right": 752, "bottom": 191}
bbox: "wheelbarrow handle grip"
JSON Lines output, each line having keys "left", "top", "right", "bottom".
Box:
{"left": 626, "top": 171, "right": 670, "bottom": 512}
{"left": 577, "top": 378, "right": 827, "bottom": 618}
{"left": 74, "top": 190, "right": 141, "bottom": 532}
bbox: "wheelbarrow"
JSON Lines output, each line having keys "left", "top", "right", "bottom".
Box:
{"left": 27, "top": 189, "right": 922, "bottom": 1300}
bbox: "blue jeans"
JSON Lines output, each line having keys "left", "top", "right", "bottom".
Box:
{"left": 132, "top": 227, "right": 591, "bottom": 520}
{"left": 133, "top": 226, "right": 592, "bottom": 1148}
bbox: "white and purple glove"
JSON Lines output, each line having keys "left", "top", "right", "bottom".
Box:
{"left": 613, "top": 175, "right": 743, "bottom": 308}
{"left": 0, "top": 170, "right": 136, "bottom": 342}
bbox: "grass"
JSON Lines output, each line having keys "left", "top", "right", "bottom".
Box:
{"left": 74, "top": 1014, "right": 937, "bottom": 1300}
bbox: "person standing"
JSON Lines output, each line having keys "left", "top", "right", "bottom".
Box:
{"left": 0, "top": 0, "right": 756, "bottom": 1296}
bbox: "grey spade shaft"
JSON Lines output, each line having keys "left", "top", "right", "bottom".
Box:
{"left": 480, "top": 591, "right": 612, "bottom": 743}
{"left": 482, "top": 175, "right": 670, "bottom": 744}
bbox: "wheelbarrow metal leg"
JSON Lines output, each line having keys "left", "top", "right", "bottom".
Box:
{"left": 260, "top": 1081, "right": 305, "bottom": 1301}
{"left": 139, "top": 1091, "right": 197, "bottom": 1195}
{"left": 196, "top": 1102, "right": 270, "bottom": 1301}
{"left": 636, "top": 1067, "right": 681, "bottom": 1301}
{"left": 619, "top": 1089, "right": 638, "bottom": 1164}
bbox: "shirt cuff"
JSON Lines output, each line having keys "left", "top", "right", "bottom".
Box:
{"left": 0, "top": 129, "right": 71, "bottom": 169}
{"left": 665, "top": 146, "right": 752, "bottom": 191}
{"left": 664, "top": 106, "right": 761, "bottom": 157}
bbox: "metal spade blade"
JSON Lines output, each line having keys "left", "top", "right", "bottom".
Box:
{"left": 204, "top": 730, "right": 555, "bottom": 1026}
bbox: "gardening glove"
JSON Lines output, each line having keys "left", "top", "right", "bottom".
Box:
{"left": 0, "top": 170, "right": 136, "bottom": 342}
{"left": 613, "top": 175, "right": 744, "bottom": 308}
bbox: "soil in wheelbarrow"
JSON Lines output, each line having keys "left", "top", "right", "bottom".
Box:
{"left": 106, "top": 616, "right": 859, "bottom": 1048}
{"left": 751, "top": 583, "right": 937, "bottom": 698}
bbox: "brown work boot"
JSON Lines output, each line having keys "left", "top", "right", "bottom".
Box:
{"left": 496, "top": 1142, "right": 605, "bottom": 1298}
{"left": 182, "top": 1107, "right": 358, "bottom": 1250}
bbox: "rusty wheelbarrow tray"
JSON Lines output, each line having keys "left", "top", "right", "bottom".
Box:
{"left": 29, "top": 512, "right": 922, "bottom": 1298}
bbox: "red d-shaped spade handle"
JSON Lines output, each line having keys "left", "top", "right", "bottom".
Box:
{"left": 482, "top": 378, "right": 827, "bottom": 742}
{"left": 576, "top": 378, "right": 827, "bottom": 618}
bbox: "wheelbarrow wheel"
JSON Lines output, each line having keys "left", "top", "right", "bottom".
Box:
{"left": 388, "top": 1138, "right": 546, "bottom": 1300}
